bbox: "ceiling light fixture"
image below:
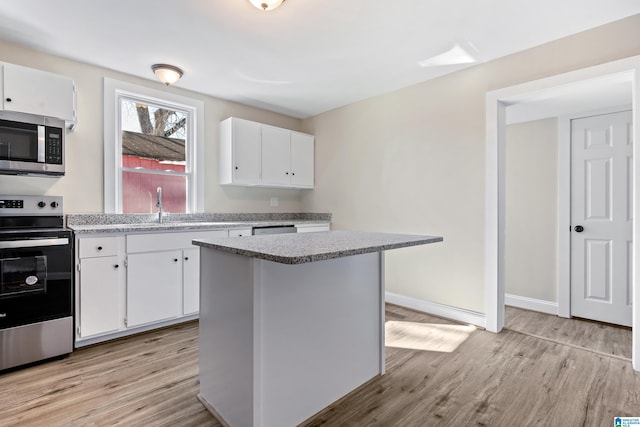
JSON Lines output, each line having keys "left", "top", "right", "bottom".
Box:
{"left": 151, "top": 64, "right": 184, "bottom": 86}
{"left": 249, "top": 0, "right": 285, "bottom": 11}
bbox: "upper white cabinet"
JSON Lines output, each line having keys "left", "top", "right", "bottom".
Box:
{"left": 261, "top": 125, "right": 291, "bottom": 186}
{"left": 219, "top": 117, "right": 261, "bottom": 185}
{"left": 219, "top": 117, "right": 314, "bottom": 189}
{"left": 1, "top": 62, "right": 76, "bottom": 124}
{"left": 290, "top": 132, "right": 315, "bottom": 187}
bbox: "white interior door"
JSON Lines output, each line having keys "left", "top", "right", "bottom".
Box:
{"left": 571, "top": 110, "right": 633, "bottom": 326}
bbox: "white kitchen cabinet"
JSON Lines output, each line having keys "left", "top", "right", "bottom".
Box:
{"left": 76, "top": 236, "right": 125, "bottom": 339}
{"left": 219, "top": 117, "right": 314, "bottom": 189}
{"left": 290, "top": 132, "right": 315, "bottom": 187}
{"left": 126, "top": 230, "right": 227, "bottom": 324}
{"left": 182, "top": 247, "right": 200, "bottom": 315}
{"left": 219, "top": 117, "right": 262, "bottom": 185}
{"left": 126, "top": 250, "right": 182, "bottom": 327}
{"left": 261, "top": 125, "right": 292, "bottom": 186}
{"left": 75, "top": 229, "right": 227, "bottom": 347}
{"left": 1, "top": 62, "right": 76, "bottom": 123}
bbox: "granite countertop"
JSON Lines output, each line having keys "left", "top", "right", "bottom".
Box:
{"left": 193, "top": 230, "right": 443, "bottom": 264}
{"left": 66, "top": 213, "right": 331, "bottom": 234}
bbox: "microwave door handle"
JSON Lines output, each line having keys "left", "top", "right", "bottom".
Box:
{"left": 37, "top": 125, "right": 45, "bottom": 162}
{"left": 0, "top": 238, "right": 69, "bottom": 249}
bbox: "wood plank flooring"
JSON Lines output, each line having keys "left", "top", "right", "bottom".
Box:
{"left": 505, "top": 306, "right": 632, "bottom": 360}
{"left": 1, "top": 305, "right": 638, "bottom": 426}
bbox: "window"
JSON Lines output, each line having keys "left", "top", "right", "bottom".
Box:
{"left": 104, "top": 78, "right": 204, "bottom": 214}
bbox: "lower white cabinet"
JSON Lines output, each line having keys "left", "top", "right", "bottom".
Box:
{"left": 75, "top": 229, "right": 226, "bottom": 346}
{"left": 182, "top": 247, "right": 200, "bottom": 315}
{"left": 126, "top": 250, "right": 182, "bottom": 327}
{"left": 76, "top": 236, "right": 125, "bottom": 339}
{"left": 78, "top": 255, "right": 123, "bottom": 337}
{"left": 74, "top": 225, "right": 330, "bottom": 346}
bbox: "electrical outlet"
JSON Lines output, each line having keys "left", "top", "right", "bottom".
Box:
{"left": 270, "top": 197, "right": 279, "bottom": 207}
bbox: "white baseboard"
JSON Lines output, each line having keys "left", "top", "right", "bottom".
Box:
{"left": 505, "top": 294, "right": 558, "bottom": 315}
{"left": 385, "top": 292, "right": 486, "bottom": 328}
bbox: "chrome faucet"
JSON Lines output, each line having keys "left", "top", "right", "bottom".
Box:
{"left": 156, "top": 186, "right": 163, "bottom": 223}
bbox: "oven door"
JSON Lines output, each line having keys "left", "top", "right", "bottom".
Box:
{"left": 0, "top": 230, "right": 73, "bottom": 329}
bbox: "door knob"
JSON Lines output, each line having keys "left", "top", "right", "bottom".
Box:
{"left": 574, "top": 225, "right": 584, "bottom": 233}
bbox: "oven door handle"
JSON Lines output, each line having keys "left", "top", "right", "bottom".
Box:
{"left": 0, "top": 237, "right": 69, "bottom": 249}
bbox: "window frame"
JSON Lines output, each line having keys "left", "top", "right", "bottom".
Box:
{"left": 103, "top": 78, "right": 204, "bottom": 213}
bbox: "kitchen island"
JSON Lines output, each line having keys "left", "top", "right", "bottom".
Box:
{"left": 193, "top": 230, "right": 442, "bottom": 427}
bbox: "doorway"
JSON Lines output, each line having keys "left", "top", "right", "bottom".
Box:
{"left": 485, "top": 55, "right": 640, "bottom": 370}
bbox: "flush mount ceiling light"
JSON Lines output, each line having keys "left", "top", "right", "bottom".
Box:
{"left": 249, "top": 0, "right": 285, "bottom": 11}
{"left": 151, "top": 64, "right": 184, "bottom": 85}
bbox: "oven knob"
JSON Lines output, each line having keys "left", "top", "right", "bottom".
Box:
{"left": 37, "top": 201, "right": 46, "bottom": 208}
{"left": 50, "top": 201, "right": 59, "bottom": 208}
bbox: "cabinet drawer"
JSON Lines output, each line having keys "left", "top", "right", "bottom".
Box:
{"left": 228, "top": 228, "right": 252, "bottom": 237}
{"left": 79, "top": 236, "right": 122, "bottom": 258}
{"left": 295, "top": 223, "right": 330, "bottom": 233}
{"left": 127, "top": 230, "right": 227, "bottom": 253}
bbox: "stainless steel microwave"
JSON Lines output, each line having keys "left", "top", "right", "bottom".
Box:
{"left": 0, "top": 111, "right": 65, "bottom": 176}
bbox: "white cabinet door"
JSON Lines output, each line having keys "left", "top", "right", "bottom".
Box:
{"left": 2, "top": 62, "right": 76, "bottom": 121}
{"left": 183, "top": 248, "right": 200, "bottom": 315}
{"left": 290, "top": 132, "right": 314, "bottom": 188}
{"left": 262, "top": 125, "right": 291, "bottom": 186}
{"left": 127, "top": 250, "right": 182, "bottom": 327}
{"left": 78, "top": 256, "right": 122, "bottom": 337}
{"left": 233, "top": 119, "right": 262, "bottom": 184}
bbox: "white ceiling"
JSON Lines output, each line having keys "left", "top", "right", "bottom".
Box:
{"left": 0, "top": 1, "right": 638, "bottom": 118}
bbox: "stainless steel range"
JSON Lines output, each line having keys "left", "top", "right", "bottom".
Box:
{"left": 0, "top": 195, "right": 73, "bottom": 371}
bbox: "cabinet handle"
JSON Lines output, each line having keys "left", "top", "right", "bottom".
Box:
{"left": 5, "top": 98, "right": 11, "bottom": 102}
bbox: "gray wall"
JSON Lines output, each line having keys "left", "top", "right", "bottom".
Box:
{"left": 505, "top": 118, "right": 558, "bottom": 302}
{"left": 301, "top": 15, "right": 640, "bottom": 313}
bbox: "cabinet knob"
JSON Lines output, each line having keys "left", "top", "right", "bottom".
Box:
{"left": 235, "top": 166, "right": 238, "bottom": 170}
{"left": 285, "top": 172, "right": 289, "bottom": 175}
{"left": 292, "top": 172, "right": 295, "bottom": 176}
{"left": 173, "top": 258, "right": 179, "bottom": 262}
{"left": 184, "top": 257, "right": 189, "bottom": 261}
{"left": 5, "top": 98, "right": 11, "bottom": 102}
{"left": 97, "top": 246, "right": 103, "bottom": 251}
{"left": 114, "top": 264, "right": 119, "bottom": 269}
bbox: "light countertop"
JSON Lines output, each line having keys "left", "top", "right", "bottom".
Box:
{"left": 66, "top": 212, "right": 331, "bottom": 234}
{"left": 193, "top": 230, "right": 443, "bottom": 264}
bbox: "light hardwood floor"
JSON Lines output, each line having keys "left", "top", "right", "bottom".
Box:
{"left": 1, "top": 305, "right": 638, "bottom": 426}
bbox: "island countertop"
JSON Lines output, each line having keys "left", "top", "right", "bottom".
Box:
{"left": 192, "top": 230, "right": 443, "bottom": 264}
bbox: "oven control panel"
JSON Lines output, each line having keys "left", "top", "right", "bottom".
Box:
{"left": 0, "top": 195, "right": 63, "bottom": 216}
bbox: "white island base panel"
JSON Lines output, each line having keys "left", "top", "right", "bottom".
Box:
{"left": 198, "top": 249, "right": 385, "bottom": 427}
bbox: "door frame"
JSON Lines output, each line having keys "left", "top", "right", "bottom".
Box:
{"left": 557, "top": 106, "right": 633, "bottom": 319}
{"left": 485, "top": 55, "right": 640, "bottom": 371}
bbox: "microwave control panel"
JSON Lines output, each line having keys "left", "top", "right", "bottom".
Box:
{"left": 45, "top": 127, "right": 63, "bottom": 165}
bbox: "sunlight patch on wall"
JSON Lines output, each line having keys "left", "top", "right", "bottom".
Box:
{"left": 385, "top": 321, "right": 476, "bottom": 352}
